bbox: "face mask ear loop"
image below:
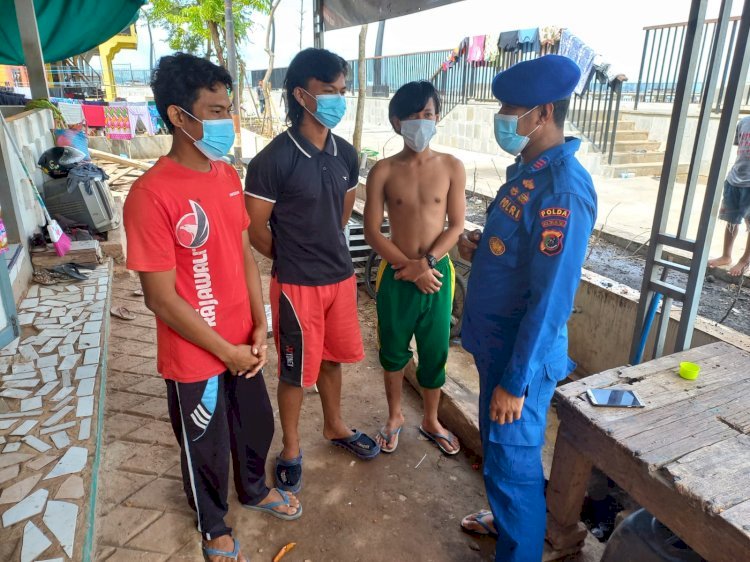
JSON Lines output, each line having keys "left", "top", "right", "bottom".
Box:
{"left": 177, "top": 107, "right": 203, "bottom": 143}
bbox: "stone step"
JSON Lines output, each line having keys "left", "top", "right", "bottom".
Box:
{"left": 609, "top": 161, "right": 690, "bottom": 178}
{"left": 584, "top": 120, "right": 636, "bottom": 131}
{"left": 613, "top": 130, "right": 650, "bottom": 141}
{"left": 613, "top": 139, "right": 662, "bottom": 152}
{"left": 609, "top": 151, "right": 665, "bottom": 165}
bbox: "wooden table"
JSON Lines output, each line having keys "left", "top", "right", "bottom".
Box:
{"left": 545, "top": 342, "right": 750, "bottom": 562}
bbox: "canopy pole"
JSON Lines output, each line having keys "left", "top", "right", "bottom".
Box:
{"left": 14, "top": 0, "right": 49, "bottom": 99}
{"left": 314, "top": 0, "right": 324, "bottom": 48}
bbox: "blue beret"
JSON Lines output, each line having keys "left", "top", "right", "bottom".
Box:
{"left": 491, "top": 55, "right": 581, "bottom": 107}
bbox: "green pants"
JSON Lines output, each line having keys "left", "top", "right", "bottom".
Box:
{"left": 375, "top": 256, "right": 454, "bottom": 389}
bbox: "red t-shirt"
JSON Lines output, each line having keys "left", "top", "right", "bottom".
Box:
{"left": 124, "top": 157, "right": 253, "bottom": 382}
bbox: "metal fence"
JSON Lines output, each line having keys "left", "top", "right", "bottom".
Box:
{"left": 635, "top": 16, "right": 750, "bottom": 108}
{"left": 569, "top": 70, "right": 625, "bottom": 164}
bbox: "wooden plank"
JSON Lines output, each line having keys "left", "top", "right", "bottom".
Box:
{"left": 556, "top": 403, "right": 750, "bottom": 562}
{"left": 545, "top": 430, "right": 592, "bottom": 551}
{"left": 638, "top": 423, "right": 738, "bottom": 467}
{"left": 90, "top": 148, "right": 152, "bottom": 171}
{"left": 30, "top": 240, "right": 102, "bottom": 267}
{"left": 723, "top": 499, "right": 750, "bottom": 539}
{"left": 663, "top": 434, "right": 750, "bottom": 513}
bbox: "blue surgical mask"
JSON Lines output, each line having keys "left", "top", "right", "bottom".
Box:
{"left": 400, "top": 119, "right": 437, "bottom": 152}
{"left": 302, "top": 89, "right": 347, "bottom": 129}
{"left": 494, "top": 106, "right": 539, "bottom": 156}
{"left": 179, "top": 107, "right": 235, "bottom": 160}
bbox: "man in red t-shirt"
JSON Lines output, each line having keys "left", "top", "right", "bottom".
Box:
{"left": 124, "top": 53, "right": 300, "bottom": 562}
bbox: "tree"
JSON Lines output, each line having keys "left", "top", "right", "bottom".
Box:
{"left": 147, "top": 0, "right": 270, "bottom": 63}
{"left": 261, "top": 0, "right": 282, "bottom": 136}
{"left": 353, "top": 24, "right": 368, "bottom": 153}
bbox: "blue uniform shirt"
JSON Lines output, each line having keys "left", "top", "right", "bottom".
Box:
{"left": 462, "top": 137, "right": 597, "bottom": 397}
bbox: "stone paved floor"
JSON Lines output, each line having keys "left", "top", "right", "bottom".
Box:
{"left": 93, "top": 273, "right": 198, "bottom": 561}
{"left": 0, "top": 264, "right": 111, "bottom": 562}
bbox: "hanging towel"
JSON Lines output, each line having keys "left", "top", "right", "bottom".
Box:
{"left": 127, "top": 103, "right": 156, "bottom": 136}
{"left": 499, "top": 30, "right": 521, "bottom": 52}
{"left": 540, "top": 25, "right": 562, "bottom": 46}
{"left": 559, "top": 29, "right": 596, "bottom": 95}
{"left": 518, "top": 28, "right": 541, "bottom": 54}
{"left": 104, "top": 106, "right": 132, "bottom": 139}
{"left": 485, "top": 32, "right": 501, "bottom": 63}
{"left": 467, "top": 35, "right": 486, "bottom": 63}
{"left": 57, "top": 101, "right": 84, "bottom": 126}
{"left": 82, "top": 104, "right": 106, "bottom": 128}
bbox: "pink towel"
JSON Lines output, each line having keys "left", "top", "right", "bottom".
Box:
{"left": 467, "top": 36, "right": 486, "bottom": 62}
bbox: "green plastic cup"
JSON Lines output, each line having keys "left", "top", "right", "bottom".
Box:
{"left": 679, "top": 362, "right": 700, "bottom": 380}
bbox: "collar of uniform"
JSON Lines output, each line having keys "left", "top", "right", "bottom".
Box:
{"left": 286, "top": 128, "right": 338, "bottom": 158}
{"left": 506, "top": 136, "right": 581, "bottom": 182}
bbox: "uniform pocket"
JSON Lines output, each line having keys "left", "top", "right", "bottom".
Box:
{"left": 482, "top": 217, "right": 521, "bottom": 268}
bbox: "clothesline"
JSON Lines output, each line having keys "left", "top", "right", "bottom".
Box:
{"left": 50, "top": 97, "right": 166, "bottom": 140}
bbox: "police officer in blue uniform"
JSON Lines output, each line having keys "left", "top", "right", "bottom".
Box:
{"left": 458, "top": 55, "right": 597, "bottom": 561}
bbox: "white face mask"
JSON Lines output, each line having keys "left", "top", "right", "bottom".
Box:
{"left": 400, "top": 119, "right": 437, "bottom": 153}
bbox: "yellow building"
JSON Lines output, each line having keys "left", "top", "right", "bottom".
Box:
{"left": 98, "top": 25, "right": 138, "bottom": 100}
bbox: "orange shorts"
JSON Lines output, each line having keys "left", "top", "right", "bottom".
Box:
{"left": 270, "top": 274, "right": 364, "bottom": 388}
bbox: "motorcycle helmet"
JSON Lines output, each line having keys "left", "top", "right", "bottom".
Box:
{"left": 37, "top": 146, "right": 86, "bottom": 178}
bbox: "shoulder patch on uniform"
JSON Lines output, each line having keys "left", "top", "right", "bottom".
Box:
{"left": 529, "top": 156, "right": 550, "bottom": 173}
{"left": 539, "top": 207, "right": 571, "bottom": 220}
{"left": 540, "top": 229, "right": 564, "bottom": 256}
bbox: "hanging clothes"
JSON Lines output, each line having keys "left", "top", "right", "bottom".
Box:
{"left": 499, "top": 30, "right": 521, "bottom": 52}
{"left": 540, "top": 25, "right": 562, "bottom": 47}
{"left": 559, "top": 29, "right": 596, "bottom": 95}
{"left": 485, "top": 32, "right": 501, "bottom": 63}
{"left": 467, "top": 35, "right": 486, "bottom": 63}
{"left": 518, "top": 28, "right": 541, "bottom": 55}
{"left": 147, "top": 102, "right": 164, "bottom": 133}
{"left": 57, "top": 101, "right": 84, "bottom": 126}
{"left": 82, "top": 104, "right": 106, "bottom": 128}
{"left": 104, "top": 105, "right": 132, "bottom": 139}
{"left": 127, "top": 102, "right": 156, "bottom": 136}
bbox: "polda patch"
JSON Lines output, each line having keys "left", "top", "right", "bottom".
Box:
{"left": 539, "top": 207, "right": 571, "bottom": 220}
{"left": 540, "top": 229, "right": 564, "bottom": 256}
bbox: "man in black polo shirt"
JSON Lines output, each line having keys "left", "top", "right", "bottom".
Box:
{"left": 245, "top": 48, "right": 380, "bottom": 495}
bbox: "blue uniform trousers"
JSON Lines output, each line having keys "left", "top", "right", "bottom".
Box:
{"left": 474, "top": 351, "right": 563, "bottom": 562}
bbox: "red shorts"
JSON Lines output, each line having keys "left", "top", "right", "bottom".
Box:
{"left": 270, "top": 274, "right": 364, "bottom": 387}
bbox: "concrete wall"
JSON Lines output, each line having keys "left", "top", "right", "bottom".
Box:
{"left": 0, "top": 107, "right": 52, "bottom": 245}
{"left": 569, "top": 268, "right": 750, "bottom": 377}
{"left": 88, "top": 134, "right": 171, "bottom": 160}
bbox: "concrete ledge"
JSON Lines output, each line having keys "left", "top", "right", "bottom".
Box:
{"left": 100, "top": 196, "right": 126, "bottom": 268}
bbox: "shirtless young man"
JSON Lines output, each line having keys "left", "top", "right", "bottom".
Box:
{"left": 364, "top": 81, "right": 466, "bottom": 455}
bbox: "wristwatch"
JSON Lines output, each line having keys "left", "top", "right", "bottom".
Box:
{"left": 425, "top": 254, "right": 437, "bottom": 269}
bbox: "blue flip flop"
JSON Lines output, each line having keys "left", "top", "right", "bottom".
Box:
{"left": 203, "top": 537, "right": 244, "bottom": 561}
{"left": 330, "top": 429, "right": 381, "bottom": 460}
{"left": 461, "top": 510, "right": 498, "bottom": 538}
{"left": 275, "top": 453, "right": 302, "bottom": 494}
{"left": 243, "top": 488, "right": 302, "bottom": 521}
{"left": 419, "top": 425, "right": 461, "bottom": 456}
{"left": 378, "top": 425, "right": 402, "bottom": 454}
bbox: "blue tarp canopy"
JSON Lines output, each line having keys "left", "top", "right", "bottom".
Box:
{"left": 0, "top": 0, "right": 146, "bottom": 64}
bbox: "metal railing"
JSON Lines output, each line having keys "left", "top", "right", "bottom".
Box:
{"left": 112, "top": 65, "right": 151, "bottom": 86}
{"left": 569, "top": 70, "right": 625, "bottom": 164}
{"left": 635, "top": 16, "right": 750, "bottom": 109}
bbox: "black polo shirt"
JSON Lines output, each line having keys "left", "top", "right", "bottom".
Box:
{"left": 244, "top": 129, "right": 359, "bottom": 286}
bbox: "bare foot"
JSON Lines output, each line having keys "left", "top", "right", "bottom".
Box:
{"left": 322, "top": 419, "right": 355, "bottom": 441}
{"left": 461, "top": 510, "right": 497, "bottom": 536}
{"left": 729, "top": 258, "right": 750, "bottom": 277}
{"left": 375, "top": 414, "right": 405, "bottom": 451}
{"left": 708, "top": 255, "right": 732, "bottom": 268}
{"left": 421, "top": 419, "right": 460, "bottom": 453}
{"left": 203, "top": 534, "right": 246, "bottom": 562}
{"left": 257, "top": 488, "right": 300, "bottom": 516}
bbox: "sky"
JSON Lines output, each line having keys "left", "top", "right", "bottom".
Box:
{"left": 108, "top": 0, "right": 746, "bottom": 83}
